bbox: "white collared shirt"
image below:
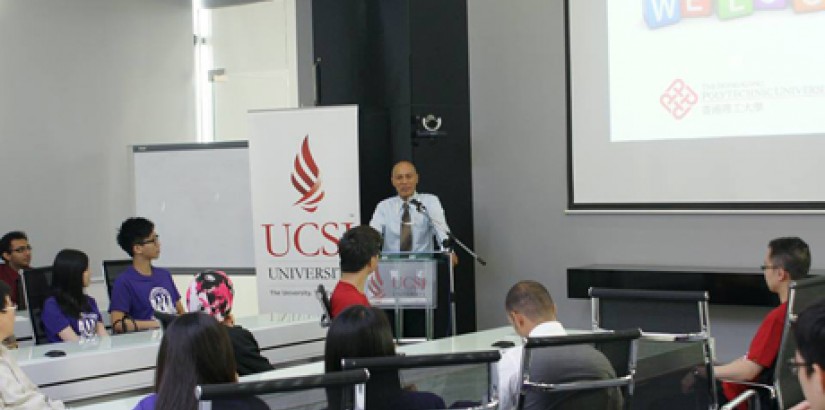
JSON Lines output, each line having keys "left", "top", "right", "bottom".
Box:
{"left": 495, "top": 321, "right": 566, "bottom": 410}
{"left": 369, "top": 192, "right": 451, "bottom": 253}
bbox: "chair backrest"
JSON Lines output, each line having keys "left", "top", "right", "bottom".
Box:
{"left": 589, "top": 288, "right": 716, "bottom": 408}
{"left": 342, "top": 350, "right": 501, "bottom": 410}
{"left": 589, "top": 287, "right": 709, "bottom": 336}
{"left": 773, "top": 276, "right": 825, "bottom": 409}
{"left": 316, "top": 284, "right": 333, "bottom": 327}
{"left": 518, "top": 328, "right": 642, "bottom": 410}
{"left": 102, "top": 259, "right": 132, "bottom": 298}
{"left": 196, "top": 368, "right": 370, "bottom": 410}
{"left": 21, "top": 266, "right": 54, "bottom": 345}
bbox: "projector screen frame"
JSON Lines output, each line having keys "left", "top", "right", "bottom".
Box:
{"left": 563, "top": 0, "right": 825, "bottom": 213}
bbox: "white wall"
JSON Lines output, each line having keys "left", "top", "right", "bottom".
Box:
{"left": 0, "top": 1, "right": 195, "bottom": 302}
{"left": 467, "top": 0, "right": 825, "bottom": 361}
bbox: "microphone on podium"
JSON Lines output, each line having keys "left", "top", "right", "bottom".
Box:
{"left": 409, "top": 198, "right": 426, "bottom": 213}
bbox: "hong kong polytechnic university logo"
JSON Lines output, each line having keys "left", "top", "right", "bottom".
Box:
{"left": 291, "top": 135, "right": 325, "bottom": 213}
{"left": 660, "top": 79, "right": 698, "bottom": 120}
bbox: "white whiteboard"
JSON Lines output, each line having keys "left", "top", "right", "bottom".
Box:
{"left": 133, "top": 142, "right": 254, "bottom": 268}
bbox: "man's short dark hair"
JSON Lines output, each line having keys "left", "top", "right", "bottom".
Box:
{"left": 505, "top": 280, "right": 556, "bottom": 322}
{"left": 0, "top": 231, "right": 28, "bottom": 261}
{"left": 768, "top": 237, "right": 811, "bottom": 280}
{"left": 117, "top": 218, "right": 155, "bottom": 257}
{"left": 338, "top": 226, "right": 382, "bottom": 273}
{"left": 794, "top": 297, "right": 825, "bottom": 376}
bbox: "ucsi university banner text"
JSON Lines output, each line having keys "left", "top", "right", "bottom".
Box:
{"left": 249, "top": 106, "right": 360, "bottom": 314}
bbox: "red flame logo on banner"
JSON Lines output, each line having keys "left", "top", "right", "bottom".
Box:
{"left": 291, "top": 136, "right": 325, "bottom": 213}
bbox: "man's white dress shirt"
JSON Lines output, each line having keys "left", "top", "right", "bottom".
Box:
{"left": 496, "top": 321, "right": 566, "bottom": 410}
{"left": 369, "top": 192, "right": 450, "bottom": 253}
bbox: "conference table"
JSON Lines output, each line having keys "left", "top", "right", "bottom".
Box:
{"left": 13, "top": 312, "right": 33, "bottom": 343}
{"left": 11, "top": 313, "right": 326, "bottom": 404}
{"left": 72, "top": 326, "right": 706, "bottom": 409}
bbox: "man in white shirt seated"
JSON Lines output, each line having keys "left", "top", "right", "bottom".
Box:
{"left": 496, "top": 280, "right": 619, "bottom": 410}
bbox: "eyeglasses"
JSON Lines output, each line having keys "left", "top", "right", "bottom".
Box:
{"left": 788, "top": 358, "right": 809, "bottom": 376}
{"left": 138, "top": 235, "right": 159, "bottom": 245}
{"left": 760, "top": 264, "right": 780, "bottom": 271}
{"left": 11, "top": 245, "right": 32, "bottom": 253}
{"left": 1, "top": 304, "right": 17, "bottom": 313}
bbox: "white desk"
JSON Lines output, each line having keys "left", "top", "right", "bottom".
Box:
{"left": 243, "top": 326, "right": 519, "bottom": 382}
{"left": 72, "top": 327, "right": 517, "bottom": 409}
{"left": 14, "top": 313, "right": 33, "bottom": 342}
{"left": 13, "top": 313, "right": 325, "bottom": 403}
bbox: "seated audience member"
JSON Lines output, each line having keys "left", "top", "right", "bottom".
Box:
{"left": 134, "top": 312, "right": 266, "bottom": 410}
{"left": 0, "top": 231, "right": 32, "bottom": 305}
{"left": 186, "top": 270, "right": 273, "bottom": 376}
{"left": 788, "top": 298, "right": 825, "bottom": 410}
{"left": 41, "top": 249, "right": 108, "bottom": 343}
{"left": 325, "top": 305, "right": 445, "bottom": 410}
{"left": 0, "top": 281, "right": 65, "bottom": 409}
{"left": 329, "top": 225, "right": 382, "bottom": 318}
{"left": 0, "top": 231, "right": 30, "bottom": 348}
{"left": 714, "top": 237, "right": 810, "bottom": 407}
{"left": 498, "top": 280, "right": 621, "bottom": 410}
{"left": 110, "top": 217, "right": 184, "bottom": 333}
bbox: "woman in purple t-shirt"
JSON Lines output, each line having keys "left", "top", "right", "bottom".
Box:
{"left": 41, "top": 249, "right": 107, "bottom": 343}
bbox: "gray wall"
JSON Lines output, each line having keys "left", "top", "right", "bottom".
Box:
{"left": 466, "top": 0, "right": 825, "bottom": 361}
{"left": 0, "top": 0, "right": 195, "bottom": 277}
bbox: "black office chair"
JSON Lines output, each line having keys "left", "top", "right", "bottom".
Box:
{"left": 721, "top": 276, "right": 825, "bottom": 410}
{"left": 153, "top": 310, "right": 179, "bottom": 330}
{"left": 342, "top": 350, "right": 501, "bottom": 410}
{"left": 316, "top": 284, "right": 333, "bottom": 327}
{"left": 589, "top": 287, "right": 717, "bottom": 409}
{"left": 21, "top": 266, "right": 54, "bottom": 345}
{"left": 195, "top": 368, "right": 370, "bottom": 410}
{"left": 518, "top": 328, "right": 642, "bottom": 410}
{"left": 102, "top": 259, "right": 132, "bottom": 298}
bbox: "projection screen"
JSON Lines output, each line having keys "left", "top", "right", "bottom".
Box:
{"left": 567, "top": 0, "right": 825, "bottom": 211}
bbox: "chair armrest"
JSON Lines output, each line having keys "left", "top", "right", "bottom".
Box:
{"left": 639, "top": 332, "right": 709, "bottom": 342}
{"left": 465, "top": 399, "right": 499, "bottom": 410}
{"left": 523, "top": 375, "right": 633, "bottom": 393}
{"left": 720, "top": 389, "right": 758, "bottom": 410}
{"left": 717, "top": 379, "right": 775, "bottom": 397}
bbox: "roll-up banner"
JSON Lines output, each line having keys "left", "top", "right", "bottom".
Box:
{"left": 248, "top": 106, "right": 360, "bottom": 314}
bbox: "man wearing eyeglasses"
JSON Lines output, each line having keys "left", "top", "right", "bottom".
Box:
{"left": 788, "top": 298, "right": 825, "bottom": 410}
{"left": 0, "top": 231, "right": 32, "bottom": 306}
{"left": 714, "top": 237, "right": 811, "bottom": 408}
{"left": 109, "top": 217, "right": 184, "bottom": 333}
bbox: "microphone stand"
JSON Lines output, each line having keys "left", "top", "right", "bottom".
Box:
{"left": 410, "top": 199, "right": 488, "bottom": 336}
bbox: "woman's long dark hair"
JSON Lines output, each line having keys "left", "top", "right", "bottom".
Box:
{"left": 324, "top": 305, "right": 401, "bottom": 410}
{"left": 51, "top": 249, "right": 91, "bottom": 319}
{"left": 155, "top": 312, "right": 237, "bottom": 410}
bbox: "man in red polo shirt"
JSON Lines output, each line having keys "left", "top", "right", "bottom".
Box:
{"left": 714, "top": 237, "right": 810, "bottom": 409}
{"left": 329, "top": 225, "right": 382, "bottom": 318}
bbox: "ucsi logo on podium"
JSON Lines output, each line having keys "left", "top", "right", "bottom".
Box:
{"left": 368, "top": 270, "right": 428, "bottom": 298}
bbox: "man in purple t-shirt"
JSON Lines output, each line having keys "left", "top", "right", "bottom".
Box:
{"left": 109, "top": 218, "right": 183, "bottom": 333}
